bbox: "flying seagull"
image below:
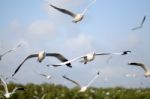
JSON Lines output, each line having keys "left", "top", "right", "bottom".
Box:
{"left": 32, "top": 94, "right": 46, "bottom": 99}
{"left": 50, "top": 0, "right": 96, "bottom": 23}
{"left": 39, "top": 73, "right": 52, "bottom": 80}
{"left": 0, "top": 43, "right": 22, "bottom": 61}
{"left": 50, "top": 51, "right": 110, "bottom": 67}
{"left": 11, "top": 51, "right": 71, "bottom": 77}
{"left": 132, "top": 16, "right": 146, "bottom": 30}
{"left": 62, "top": 72, "right": 100, "bottom": 92}
{"left": 128, "top": 62, "right": 150, "bottom": 77}
{"left": 0, "top": 77, "right": 24, "bottom": 98}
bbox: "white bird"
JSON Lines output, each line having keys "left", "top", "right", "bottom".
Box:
{"left": 62, "top": 72, "right": 100, "bottom": 92}
{"left": 0, "top": 43, "right": 22, "bottom": 61}
{"left": 39, "top": 73, "right": 52, "bottom": 80}
{"left": 51, "top": 52, "right": 110, "bottom": 67}
{"left": 0, "top": 77, "right": 24, "bottom": 98}
{"left": 11, "top": 51, "right": 71, "bottom": 77}
{"left": 128, "top": 62, "right": 150, "bottom": 77}
{"left": 50, "top": 0, "right": 96, "bottom": 23}
{"left": 132, "top": 16, "right": 146, "bottom": 30}
{"left": 32, "top": 94, "right": 46, "bottom": 99}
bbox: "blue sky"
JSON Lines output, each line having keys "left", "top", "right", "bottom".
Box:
{"left": 0, "top": 0, "right": 150, "bottom": 88}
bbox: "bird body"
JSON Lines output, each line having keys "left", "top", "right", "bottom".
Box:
{"left": 37, "top": 51, "right": 46, "bottom": 62}
{"left": 82, "top": 52, "right": 96, "bottom": 64}
{"left": 72, "top": 14, "right": 84, "bottom": 23}
{"left": 5, "top": 93, "right": 10, "bottom": 98}
{"left": 79, "top": 86, "right": 87, "bottom": 92}
{"left": 145, "top": 72, "right": 150, "bottom": 77}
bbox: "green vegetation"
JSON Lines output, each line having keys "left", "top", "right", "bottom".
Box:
{"left": 0, "top": 83, "right": 150, "bottom": 99}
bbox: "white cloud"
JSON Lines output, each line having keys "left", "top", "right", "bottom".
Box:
{"left": 28, "top": 20, "right": 54, "bottom": 36}
{"left": 9, "top": 19, "right": 20, "bottom": 31}
{"left": 66, "top": 33, "right": 93, "bottom": 50}
{"left": 127, "top": 33, "right": 140, "bottom": 48}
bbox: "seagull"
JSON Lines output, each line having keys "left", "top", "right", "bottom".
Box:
{"left": 0, "top": 43, "right": 22, "bottom": 61}
{"left": 128, "top": 62, "right": 150, "bottom": 77}
{"left": 0, "top": 77, "right": 24, "bottom": 98}
{"left": 39, "top": 73, "right": 52, "bottom": 80}
{"left": 50, "top": 0, "right": 96, "bottom": 23}
{"left": 32, "top": 94, "right": 46, "bottom": 99}
{"left": 62, "top": 72, "right": 100, "bottom": 92}
{"left": 132, "top": 16, "right": 146, "bottom": 30}
{"left": 11, "top": 51, "right": 71, "bottom": 77}
{"left": 50, "top": 51, "right": 110, "bottom": 67}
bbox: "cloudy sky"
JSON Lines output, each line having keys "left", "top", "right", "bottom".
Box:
{"left": 0, "top": 0, "right": 150, "bottom": 88}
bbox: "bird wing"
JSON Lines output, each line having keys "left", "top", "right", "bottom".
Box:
{"left": 40, "top": 74, "right": 47, "bottom": 77}
{"left": 0, "top": 78, "right": 9, "bottom": 94}
{"left": 46, "top": 53, "right": 71, "bottom": 67}
{"left": 50, "top": 4, "right": 76, "bottom": 18}
{"left": 111, "top": 52, "right": 123, "bottom": 55}
{"left": 62, "top": 75, "right": 81, "bottom": 87}
{"left": 140, "top": 16, "right": 146, "bottom": 26}
{"left": 1, "top": 50, "right": 12, "bottom": 56}
{"left": 86, "top": 72, "right": 99, "bottom": 87}
{"left": 128, "top": 62, "right": 148, "bottom": 72}
{"left": 12, "top": 87, "right": 24, "bottom": 94}
{"left": 96, "top": 53, "right": 111, "bottom": 56}
{"left": 82, "top": 0, "right": 96, "bottom": 14}
{"left": 1, "top": 43, "right": 22, "bottom": 56}
{"left": 132, "top": 16, "right": 146, "bottom": 30}
{"left": 132, "top": 26, "right": 142, "bottom": 30}
{"left": 51, "top": 56, "right": 82, "bottom": 67}
{"left": 11, "top": 54, "right": 38, "bottom": 77}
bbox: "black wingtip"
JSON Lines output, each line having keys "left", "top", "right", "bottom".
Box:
{"left": 66, "top": 63, "right": 72, "bottom": 68}
{"left": 11, "top": 73, "right": 15, "bottom": 77}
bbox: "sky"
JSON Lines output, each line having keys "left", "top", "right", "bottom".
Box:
{"left": 0, "top": 0, "right": 150, "bottom": 88}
